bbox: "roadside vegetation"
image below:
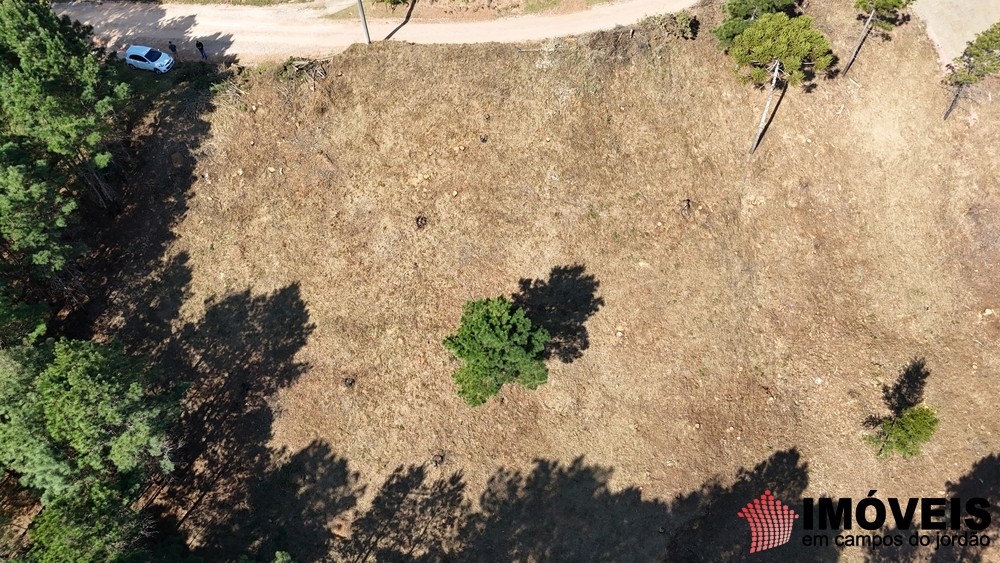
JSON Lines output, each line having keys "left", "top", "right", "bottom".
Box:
{"left": 945, "top": 21, "right": 1000, "bottom": 119}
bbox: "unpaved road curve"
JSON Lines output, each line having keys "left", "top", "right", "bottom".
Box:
{"left": 56, "top": 0, "right": 699, "bottom": 63}
{"left": 911, "top": 0, "right": 1000, "bottom": 65}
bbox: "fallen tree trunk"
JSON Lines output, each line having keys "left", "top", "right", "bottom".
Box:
{"left": 943, "top": 83, "right": 966, "bottom": 120}
{"left": 749, "top": 60, "right": 783, "bottom": 154}
{"left": 843, "top": 8, "right": 877, "bottom": 77}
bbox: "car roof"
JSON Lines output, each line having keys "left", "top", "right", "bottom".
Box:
{"left": 125, "top": 45, "right": 154, "bottom": 56}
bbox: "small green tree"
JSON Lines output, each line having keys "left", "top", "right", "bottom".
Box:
{"left": 867, "top": 405, "right": 939, "bottom": 457}
{"left": 726, "top": 12, "right": 833, "bottom": 152}
{"left": 711, "top": 0, "right": 797, "bottom": 49}
{"left": 843, "top": 0, "right": 914, "bottom": 75}
{"left": 443, "top": 297, "right": 550, "bottom": 406}
{"left": 945, "top": 21, "right": 1000, "bottom": 119}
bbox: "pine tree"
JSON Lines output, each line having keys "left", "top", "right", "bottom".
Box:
{"left": 0, "top": 0, "right": 129, "bottom": 203}
{"left": 0, "top": 140, "right": 79, "bottom": 279}
{"left": 944, "top": 21, "right": 1000, "bottom": 119}
{"left": 725, "top": 12, "right": 833, "bottom": 152}
{"left": 26, "top": 484, "right": 144, "bottom": 563}
{"left": 0, "top": 339, "right": 176, "bottom": 503}
{"left": 867, "top": 405, "right": 940, "bottom": 458}
{"left": 0, "top": 0, "right": 129, "bottom": 303}
{"left": 443, "top": 297, "right": 550, "bottom": 406}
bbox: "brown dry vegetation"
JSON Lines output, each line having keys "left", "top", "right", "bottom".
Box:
{"left": 86, "top": 1, "right": 1000, "bottom": 561}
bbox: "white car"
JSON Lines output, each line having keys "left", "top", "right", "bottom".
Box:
{"left": 124, "top": 45, "right": 174, "bottom": 74}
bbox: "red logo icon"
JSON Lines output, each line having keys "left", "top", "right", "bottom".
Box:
{"left": 737, "top": 490, "right": 800, "bottom": 554}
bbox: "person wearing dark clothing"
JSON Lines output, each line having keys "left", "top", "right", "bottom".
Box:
{"left": 168, "top": 41, "right": 177, "bottom": 55}
{"left": 196, "top": 41, "right": 207, "bottom": 60}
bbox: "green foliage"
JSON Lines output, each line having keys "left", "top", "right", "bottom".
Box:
{"left": 0, "top": 0, "right": 128, "bottom": 162}
{"left": 854, "top": 0, "right": 913, "bottom": 32}
{"left": 374, "top": 0, "right": 408, "bottom": 6}
{"left": 867, "top": 405, "right": 940, "bottom": 458}
{"left": 0, "top": 141, "right": 79, "bottom": 278}
{"left": 728, "top": 13, "right": 834, "bottom": 86}
{"left": 0, "top": 344, "right": 74, "bottom": 498}
{"left": 949, "top": 21, "right": 1000, "bottom": 86}
{"left": 0, "top": 339, "right": 176, "bottom": 502}
{"left": 0, "top": 283, "right": 48, "bottom": 346}
{"left": 0, "top": 0, "right": 129, "bottom": 289}
{"left": 272, "top": 552, "right": 295, "bottom": 563}
{"left": 443, "top": 297, "right": 550, "bottom": 406}
{"left": 711, "top": 0, "right": 797, "bottom": 49}
{"left": 26, "top": 485, "right": 142, "bottom": 563}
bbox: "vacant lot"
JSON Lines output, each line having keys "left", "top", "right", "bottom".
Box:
{"left": 89, "top": 2, "right": 1000, "bottom": 561}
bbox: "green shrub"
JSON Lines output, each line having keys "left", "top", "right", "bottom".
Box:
{"left": 868, "top": 405, "right": 940, "bottom": 458}
{"left": 728, "top": 13, "right": 833, "bottom": 86}
{"left": 854, "top": 0, "right": 913, "bottom": 32}
{"left": 443, "top": 297, "right": 550, "bottom": 406}
{"left": 674, "top": 10, "right": 698, "bottom": 40}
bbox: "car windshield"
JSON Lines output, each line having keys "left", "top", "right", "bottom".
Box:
{"left": 144, "top": 49, "right": 162, "bottom": 62}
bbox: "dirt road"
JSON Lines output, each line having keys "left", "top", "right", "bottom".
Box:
{"left": 56, "top": 0, "right": 699, "bottom": 63}
{"left": 911, "top": 0, "right": 1000, "bottom": 65}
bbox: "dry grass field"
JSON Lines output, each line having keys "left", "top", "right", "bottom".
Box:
{"left": 81, "top": 1, "right": 1000, "bottom": 561}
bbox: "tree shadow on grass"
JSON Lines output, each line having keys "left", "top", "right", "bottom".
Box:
{"left": 247, "top": 440, "right": 364, "bottom": 562}
{"left": 865, "top": 453, "right": 1000, "bottom": 563}
{"left": 384, "top": 0, "right": 418, "bottom": 41}
{"left": 864, "top": 357, "right": 932, "bottom": 430}
{"left": 142, "top": 284, "right": 319, "bottom": 559}
{"left": 932, "top": 453, "right": 1000, "bottom": 563}
{"left": 333, "top": 448, "right": 842, "bottom": 562}
{"left": 336, "top": 465, "right": 468, "bottom": 562}
{"left": 883, "top": 358, "right": 930, "bottom": 416}
{"left": 511, "top": 264, "right": 604, "bottom": 363}
{"left": 660, "top": 449, "right": 840, "bottom": 563}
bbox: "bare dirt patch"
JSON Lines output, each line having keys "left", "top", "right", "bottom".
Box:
{"left": 89, "top": 2, "right": 1000, "bottom": 561}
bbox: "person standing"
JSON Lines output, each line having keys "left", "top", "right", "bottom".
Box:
{"left": 196, "top": 40, "right": 207, "bottom": 61}
{"left": 168, "top": 41, "right": 177, "bottom": 55}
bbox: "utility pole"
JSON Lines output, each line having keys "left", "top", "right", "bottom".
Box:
{"left": 357, "top": 0, "right": 371, "bottom": 44}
